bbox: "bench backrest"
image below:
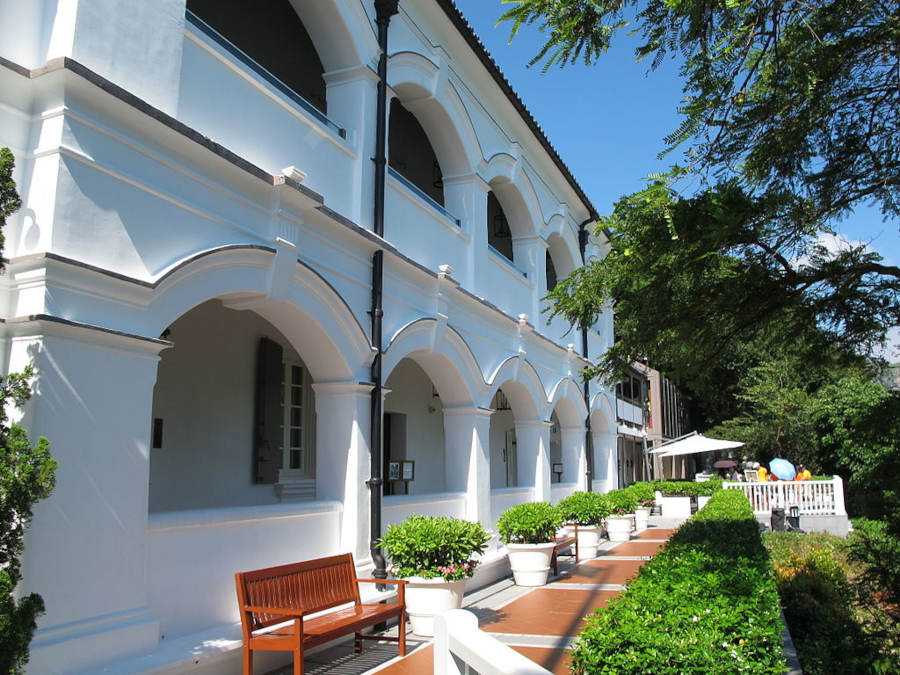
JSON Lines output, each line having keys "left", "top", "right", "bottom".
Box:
{"left": 235, "top": 553, "right": 361, "bottom": 630}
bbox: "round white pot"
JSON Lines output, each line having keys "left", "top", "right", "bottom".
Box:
{"left": 606, "top": 515, "right": 633, "bottom": 542}
{"left": 506, "top": 542, "right": 556, "bottom": 586}
{"left": 576, "top": 525, "right": 602, "bottom": 559}
{"left": 404, "top": 577, "right": 467, "bottom": 637}
{"left": 634, "top": 507, "right": 651, "bottom": 531}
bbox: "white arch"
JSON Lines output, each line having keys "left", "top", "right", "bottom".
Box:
{"left": 486, "top": 356, "right": 547, "bottom": 419}
{"left": 388, "top": 52, "right": 481, "bottom": 176}
{"left": 145, "top": 246, "right": 372, "bottom": 382}
{"left": 548, "top": 377, "right": 589, "bottom": 426}
{"left": 589, "top": 391, "right": 616, "bottom": 433}
{"left": 383, "top": 319, "right": 483, "bottom": 408}
{"left": 546, "top": 230, "right": 580, "bottom": 279}
{"left": 289, "top": 0, "right": 376, "bottom": 71}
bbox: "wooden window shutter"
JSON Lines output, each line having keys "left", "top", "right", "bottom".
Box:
{"left": 254, "top": 337, "right": 284, "bottom": 484}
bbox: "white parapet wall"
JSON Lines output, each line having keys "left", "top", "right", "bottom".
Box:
{"left": 490, "top": 487, "right": 535, "bottom": 528}
{"left": 434, "top": 610, "right": 552, "bottom": 675}
{"left": 382, "top": 492, "right": 467, "bottom": 529}
{"left": 148, "top": 500, "right": 342, "bottom": 639}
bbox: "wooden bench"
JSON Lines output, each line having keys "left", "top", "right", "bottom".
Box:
{"left": 550, "top": 523, "right": 581, "bottom": 576}
{"left": 235, "top": 553, "right": 406, "bottom": 675}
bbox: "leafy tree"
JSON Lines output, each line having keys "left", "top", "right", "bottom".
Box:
{"left": 0, "top": 149, "right": 56, "bottom": 674}
{"left": 500, "top": 0, "right": 899, "bottom": 383}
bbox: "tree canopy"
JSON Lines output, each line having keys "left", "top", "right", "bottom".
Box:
{"left": 500, "top": 0, "right": 899, "bottom": 384}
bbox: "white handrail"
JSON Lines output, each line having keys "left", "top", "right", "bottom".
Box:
{"left": 434, "top": 610, "right": 552, "bottom": 675}
{"left": 723, "top": 476, "right": 847, "bottom": 516}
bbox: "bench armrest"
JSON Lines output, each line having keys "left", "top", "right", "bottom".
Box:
{"left": 355, "top": 578, "right": 408, "bottom": 586}
{"left": 242, "top": 605, "right": 309, "bottom": 618}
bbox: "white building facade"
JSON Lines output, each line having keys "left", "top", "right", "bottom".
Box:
{"left": 0, "top": 1, "right": 618, "bottom": 672}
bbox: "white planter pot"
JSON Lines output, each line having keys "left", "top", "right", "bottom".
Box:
{"left": 660, "top": 495, "right": 692, "bottom": 518}
{"left": 635, "top": 507, "right": 651, "bottom": 530}
{"left": 606, "top": 516, "right": 633, "bottom": 542}
{"left": 576, "top": 525, "right": 602, "bottom": 559}
{"left": 506, "top": 542, "right": 556, "bottom": 587}
{"left": 404, "top": 577, "right": 467, "bottom": 637}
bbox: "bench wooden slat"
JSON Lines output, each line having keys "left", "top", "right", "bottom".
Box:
{"left": 235, "top": 553, "right": 406, "bottom": 675}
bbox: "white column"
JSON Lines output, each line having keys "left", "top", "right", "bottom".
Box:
{"left": 443, "top": 407, "right": 492, "bottom": 529}
{"left": 8, "top": 322, "right": 165, "bottom": 673}
{"left": 511, "top": 236, "right": 547, "bottom": 326}
{"left": 323, "top": 66, "right": 379, "bottom": 229}
{"left": 313, "top": 381, "right": 373, "bottom": 564}
{"left": 560, "top": 425, "right": 586, "bottom": 488}
{"left": 591, "top": 431, "right": 619, "bottom": 492}
{"left": 443, "top": 174, "right": 489, "bottom": 291}
{"left": 514, "top": 420, "right": 552, "bottom": 502}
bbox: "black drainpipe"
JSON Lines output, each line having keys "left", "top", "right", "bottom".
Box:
{"left": 578, "top": 219, "right": 594, "bottom": 491}
{"left": 368, "top": 0, "right": 399, "bottom": 583}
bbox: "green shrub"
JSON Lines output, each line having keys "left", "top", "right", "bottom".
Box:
{"left": 497, "top": 502, "right": 562, "bottom": 544}
{"left": 604, "top": 487, "right": 639, "bottom": 515}
{"left": 570, "top": 490, "right": 786, "bottom": 674}
{"left": 653, "top": 479, "right": 723, "bottom": 497}
{"left": 623, "top": 481, "right": 656, "bottom": 507}
{"left": 764, "top": 529, "right": 897, "bottom": 674}
{"left": 379, "top": 515, "right": 489, "bottom": 581}
{"left": 556, "top": 492, "right": 610, "bottom": 526}
{"left": 847, "top": 518, "right": 900, "bottom": 614}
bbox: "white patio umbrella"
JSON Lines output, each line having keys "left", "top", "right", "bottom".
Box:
{"left": 651, "top": 430, "right": 744, "bottom": 457}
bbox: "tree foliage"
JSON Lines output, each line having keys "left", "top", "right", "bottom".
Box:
{"left": 0, "top": 149, "right": 56, "bottom": 674}
{"left": 503, "top": 0, "right": 899, "bottom": 382}
{"left": 502, "top": 0, "right": 900, "bottom": 224}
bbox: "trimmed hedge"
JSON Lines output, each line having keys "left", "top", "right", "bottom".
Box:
{"left": 653, "top": 478, "right": 723, "bottom": 497}
{"left": 570, "top": 490, "right": 786, "bottom": 674}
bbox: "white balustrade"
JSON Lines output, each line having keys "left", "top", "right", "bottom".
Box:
{"left": 434, "top": 609, "right": 552, "bottom": 675}
{"left": 723, "top": 476, "right": 847, "bottom": 516}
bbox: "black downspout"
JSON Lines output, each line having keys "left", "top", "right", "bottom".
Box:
{"left": 369, "top": 0, "right": 399, "bottom": 583}
{"left": 578, "top": 219, "right": 593, "bottom": 491}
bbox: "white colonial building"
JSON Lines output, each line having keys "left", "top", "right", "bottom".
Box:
{"left": 0, "top": 0, "right": 619, "bottom": 672}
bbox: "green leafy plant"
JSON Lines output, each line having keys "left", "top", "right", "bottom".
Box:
{"left": 571, "top": 490, "right": 786, "bottom": 674}
{"left": 378, "top": 515, "right": 489, "bottom": 582}
{"left": 497, "top": 502, "right": 562, "bottom": 544}
{"left": 653, "top": 479, "right": 722, "bottom": 497}
{"left": 603, "top": 488, "right": 639, "bottom": 516}
{"left": 623, "top": 481, "right": 655, "bottom": 507}
{"left": 0, "top": 149, "right": 56, "bottom": 675}
{"left": 556, "top": 492, "right": 610, "bottom": 526}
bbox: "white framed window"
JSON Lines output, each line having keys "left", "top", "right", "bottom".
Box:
{"left": 279, "top": 360, "right": 315, "bottom": 479}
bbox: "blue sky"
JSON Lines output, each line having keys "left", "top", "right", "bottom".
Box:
{"left": 452, "top": 1, "right": 899, "bottom": 268}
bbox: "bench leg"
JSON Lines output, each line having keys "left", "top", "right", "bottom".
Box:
{"left": 242, "top": 646, "right": 253, "bottom": 675}
{"left": 551, "top": 549, "right": 559, "bottom": 576}
{"left": 293, "top": 646, "right": 303, "bottom": 675}
{"left": 398, "top": 610, "right": 407, "bottom": 657}
{"left": 355, "top": 632, "right": 363, "bottom": 653}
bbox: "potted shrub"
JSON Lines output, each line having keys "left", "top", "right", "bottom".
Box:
{"left": 379, "top": 515, "right": 489, "bottom": 636}
{"left": 626, "top": 483, "right": 655, "bottom": 530}
{"left": 556, "top": 492, "right": 611, "bottom": 558}
{"left": 497, "top": 502, "right": 562, "bottom": 587}
{"left": 605, "top": 489, "right": 639, "bottom": 541}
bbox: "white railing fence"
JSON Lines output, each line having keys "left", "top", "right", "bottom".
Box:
{"left": 723, "top": 476, "right": 846, "bottom": 516}
{"left": 434, "top": 610, "right": 552, "bottom": 675}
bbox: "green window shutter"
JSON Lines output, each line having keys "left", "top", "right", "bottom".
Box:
{"left": 254, "top": 337, "right": 283, "bottom": 484}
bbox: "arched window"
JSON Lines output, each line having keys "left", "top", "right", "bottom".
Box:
{"left": 546, "top": 250, "right": 558, "bottom": 291}
{"left": 388, "top": 99, "right": 445, "bottom": 206}
{"left": 187, "top": 0, "right": 327, "bottom": 114}
{"left": 487, "top": 191, "right": 514, "bottom": 262}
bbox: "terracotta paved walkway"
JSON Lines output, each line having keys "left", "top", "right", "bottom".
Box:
{"left": 364, "top": 524, "right": 676, "bottom": 675}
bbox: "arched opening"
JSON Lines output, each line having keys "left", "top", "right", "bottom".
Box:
{"left": 546, "top": 250, "right": 558, "bottom": 292}
{"left": 149, "top": 299, "right": 318, "bottom": 512}
{"left": 388, "top": 98, "right": 445, "bottom": 206}
{"left": 187, "top": 0, "right": 327, "bottom": 114}
{"left": 487, "top": 191, "right": 514, "bottom": 262}
{"left": 383, "top": 359, "right": 446, "bottom": 496}
{"left": 549, "top": 410, "right": 562, "bottom": 482}
{"left": 489, "top": 387, "right": 518, "bottom": 489}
